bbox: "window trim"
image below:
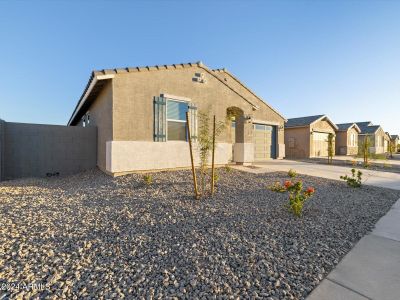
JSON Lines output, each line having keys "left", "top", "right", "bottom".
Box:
{"left": 165, "top": 98, "right": 189, "bottom": 141}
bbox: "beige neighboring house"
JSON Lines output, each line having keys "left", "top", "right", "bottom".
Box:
{"left": 335, "top": 123, "right": 361, "bottom": 155}
{"left": 284, "top": 115, "right": 337, "bottom": 159}
{"left": 68, "top": 62, "right": 286, "bottom": 176}
{"left": 356, "top": 122, "right": 387, "bottom": 154}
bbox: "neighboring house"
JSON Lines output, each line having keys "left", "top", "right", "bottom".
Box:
{"left": 335, "top": 123, "right": 361, "bottom": 155}
{"left": 391, "top": 135, "right": 400, "bottom": 152}
{"left": 284, "top": 115, "right": 337, "bottom": 159}
{"left": 356, "top": 122, "right": 387, "bottom": 154}
{"left": 68, "top": 62, "right": 286, "bottom": 176}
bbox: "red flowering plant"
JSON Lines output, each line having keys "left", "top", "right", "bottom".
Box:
{"left": 268, "top": 179, "right": 315, "bottom": 217}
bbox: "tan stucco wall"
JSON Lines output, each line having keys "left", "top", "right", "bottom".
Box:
{"left": 84, "top": 81, "right": 113, "bottom": 171}
{"left": 310, "top": 120, "right": 336, "bottom": 133}
{"left": 74, "top": 65, "right": 286, "bottom": 174}
{"left": 336, "top": 127, "right": 358, "bottom": 155}
{"left": 285, "top": 127, "right": 310, "bottom": 159}
{"left": 111, "top": 66, "right": 285, "bottom": 146}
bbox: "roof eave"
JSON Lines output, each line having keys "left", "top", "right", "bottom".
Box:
{"left": 68, "top": 73, "right": 115, "bottom": 126}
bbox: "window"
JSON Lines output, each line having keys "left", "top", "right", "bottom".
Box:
{"left": 167, "top": 100, "right": 188, "bottom": 141}
{"left": 350, "top": 133, "right": 357, "bottom": 146}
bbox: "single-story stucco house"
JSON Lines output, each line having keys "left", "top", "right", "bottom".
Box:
{"left": 68, "top": 62, "right": 286, "bottom": 176}
{"left": 284, "top": 115, "right": 337, "bottom": 159}
{"left": 356, "top": 122, "right": 387, "bottom": 154}
{"left": 335, "top": 123, "right": 361, "bottom": 155}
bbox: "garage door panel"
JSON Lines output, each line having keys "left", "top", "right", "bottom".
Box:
{"left": 253, "top": 124, "right": 276, "bottom": 160}
{"left": 313, "top": 132, "right": 329, "bottom": 157}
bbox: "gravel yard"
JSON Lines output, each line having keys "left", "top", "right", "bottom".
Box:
{"left": 1, "top": 168, "right": 399, "bottom": 300}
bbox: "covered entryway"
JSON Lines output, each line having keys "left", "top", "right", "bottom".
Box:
{"left": 253, "top": 124, "right": 276, "bottom": 160}
{"left": 313, "top": 132, "right": 329, "bottom": 157}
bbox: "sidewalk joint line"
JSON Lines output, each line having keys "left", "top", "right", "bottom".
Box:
{"left": 370, "top": 233, "right": 400, "bottom": 244}
{"left": 326, "top": 278, "right": 372, "bottom": 300}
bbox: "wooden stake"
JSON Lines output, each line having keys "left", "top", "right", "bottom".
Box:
{"left": 211, "top": 115, "right": 216, "bottom": 195}
{"left": 186, "top": 112, "right": 200, "bottom": 199}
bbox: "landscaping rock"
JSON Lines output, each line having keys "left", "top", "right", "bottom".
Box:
{"left": 1, "top": 168, "right": 399, "bottom": 299}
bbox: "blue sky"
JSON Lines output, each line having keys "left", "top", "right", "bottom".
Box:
{"left": 0, "top": 0, "right": 399, "bottom": 134}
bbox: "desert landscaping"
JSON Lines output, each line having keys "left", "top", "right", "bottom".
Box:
{"left": 1, "top": 168, "right": 399, "bottom": 299}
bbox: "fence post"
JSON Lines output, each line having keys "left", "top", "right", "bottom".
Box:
{"left": 0, "top": 119, "right": 5, "bottom": 181}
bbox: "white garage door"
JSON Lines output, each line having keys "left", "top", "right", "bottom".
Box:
{"left": 253, "top": 124, "right": 276, "bottom": 160}
{"left": 313, "top": 132, "right": 329, "bottom": 157}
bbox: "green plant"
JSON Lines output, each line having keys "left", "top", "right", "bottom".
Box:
{"left": 340, "top": 168, "right": 362, "bottom": 187}
{"left": 225, "top": 165, "right": 232, "bottom": 173}
{"left": 359, "top": 135, "right": 371, "bottom": 165}
{"left": 197, "top": 110, "right": 225, "bottom": 196}
{"left": 288, "top": 169, "right": 297, "bottom": 178}
{"left": 269, "top": 180, "right": 315, "bottom": 216}
{"left": 143, "top": 174, "right": 153, "bottom": 186}
{"left": 286, "top": 181, "right": 315, "bottom": 217}
{"left": 213, "top": 172, "right": 220, "bottom": 184}
{"left": 327, "top": 133, "right": 334, "bottom": 164}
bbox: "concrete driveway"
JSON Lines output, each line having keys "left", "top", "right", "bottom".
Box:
{"left": 235, "top": 159, "right": 400, "bottom": 190}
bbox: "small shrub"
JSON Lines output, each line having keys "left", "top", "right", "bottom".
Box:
{"left": 269, "top": 179, "right": 315, "bottom": 216}
{"left": 340, "top": 169, "right": 362, "bottom": 188}
{"left": 286, "top": 180, "right": 315, "bottom": 217}
{"left": 143, "top": 174, "right": 153, "bottom": 186}
{"left": 363, "top": 162, "right": 371, "bottom": 169}
{"left": 225, "top": 165, "right": 232, "bottom": 173}
{"left": 288, "top": 169, "right": 297, "bottom": 178}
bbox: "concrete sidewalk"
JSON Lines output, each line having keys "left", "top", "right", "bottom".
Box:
{"left": 234, "top": 159, "right": 400, "bottom": 190}
{"left": 307, "top": 198, "right": 400, "bottom": 300}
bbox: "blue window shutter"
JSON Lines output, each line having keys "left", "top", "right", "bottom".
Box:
{"left": 154, "top": 96, "right": 166, "bottom": 141}
{"left": 188, "top": 103, "right": 198, "bottom": 141}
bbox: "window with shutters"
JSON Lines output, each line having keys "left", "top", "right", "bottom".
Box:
{"left": 154, "top": 96, "right": 197, "bottom": 142}
{"left": 167, "top": 100, "right": 188, "bottom": 141}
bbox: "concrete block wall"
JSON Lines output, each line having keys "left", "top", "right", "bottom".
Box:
{"left": 0, "top": 121, "right": 97, "bottom": 181}
{"left": 0, "top": 120, "right": 5, "bottom": 181}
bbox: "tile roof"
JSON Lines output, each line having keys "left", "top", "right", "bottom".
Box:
{"left": 285, "top": 115, "right": 325, "bottom": 128}
{"left": 361, "top": 125, "right": 380, "bottom": 134}
{"left": 68, "top": 61, "right": 286, "bottom": 125}
{"left": 336, "top": 123, "right": 355, "bottom": 131}
{"left": 391, "top": 135, "right": 399, "bottom": 140}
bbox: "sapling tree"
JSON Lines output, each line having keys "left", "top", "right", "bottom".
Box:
{"left": 359, "top": 134, "right": 371, "bottom": 167}
{"left": 327, "top": 133, "right": 334, "bottom": 164}
{"left": 197, "top": 110, "right": 225, "bottom": 196}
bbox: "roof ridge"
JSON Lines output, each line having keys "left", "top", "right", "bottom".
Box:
{"left": 210, "top": 68, "right": 287, "bottom": 121}
{"left": 93, "top": 61, "right": 204, "bottom": 76}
